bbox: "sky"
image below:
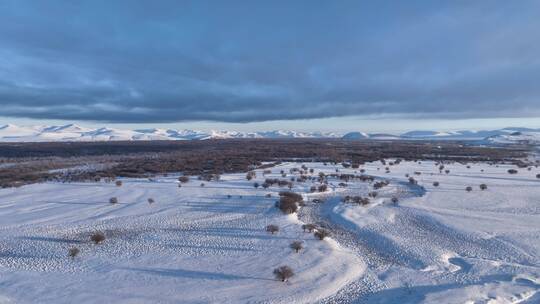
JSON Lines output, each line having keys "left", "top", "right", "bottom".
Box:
{"left": 0, "top": 0, "right": 539, "bottom": 133}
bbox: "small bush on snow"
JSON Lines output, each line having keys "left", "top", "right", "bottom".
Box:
{"left": 273, "top": 266, "right": 294, "bottom": 282}
{"left": 290, "top": 241, "right": 303, "bottom": 253}
{"left": 314, "top": 229, "right": 330, "bottom": 240}
{"left": 266, "top": 224, "right": 279, "bottom": 234}
{"left": 109, "top": 197, "right": 118, "bottom": 204}
{"left": 479, "top": 184, "right": 487, "bottom": 190}
{"left": 302, "top": 223, "right": 317, "bottom": 232}
{"left": 68, "top": 247, "right": 80, "bottom": 258}
{"left": 90, "top": 231, "right": 106, "bottom": 244}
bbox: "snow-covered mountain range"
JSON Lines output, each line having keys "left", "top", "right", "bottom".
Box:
{"left": 0, "top": 123, "right": 538, "bottom": 144}
{"left": 0, "top": 124, "right": 341, "bottom": 142}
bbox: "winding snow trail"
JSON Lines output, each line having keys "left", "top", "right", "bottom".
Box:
{"left": 299, "top": 161, "right": 540, "bottom": 303}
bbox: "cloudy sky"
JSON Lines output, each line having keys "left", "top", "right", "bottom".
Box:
{"left": 1, "top": 1, "right": 539, "bottom": 132}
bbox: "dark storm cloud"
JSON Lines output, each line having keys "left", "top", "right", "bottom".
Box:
{"left": 1, "top": 0, "right": 539, "bottom": 123}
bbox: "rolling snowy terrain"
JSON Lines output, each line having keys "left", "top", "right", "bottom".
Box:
{"left": 0, "top": 159, "right": 539, "bottom": 303}
{"left": 1, "top": 123, "right": 539, "bottom": 143}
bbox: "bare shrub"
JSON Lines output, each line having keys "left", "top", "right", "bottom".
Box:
{"left": 290, "top": 241, "right": 303, "bottom": 253}
{"left": 115, "top": 180, "right": 122, "bottom": 187}
{"left": 200, "top": 183, "right": 205, "bottom": 187}
{"left": 302, "top": 223, "right": 317, "bottom": 232}
{"left": 178, "top": 176, "right": 189, "bottom": 183}
{"left": 266, "top": 224, "right": 279, "bottom": 234}
{"left": 109, "top": 197, "right": 118, "bottom": 204}
{"left": 314, "top": 229, "right": 330, "bottom": 240}
{"left": 246, "top": 171, "right": 256, "bottom": 181}
{"left": 148, "top": 198, "right": 155, "bottom": 204}
{"left": 466, "top": 186, "right": 473, "bottom": 192}
{"left": 278, "top": 199, "right": 298, "bottom": 214}
{"left": 536, "top": 174, "right": 540, "bottom": 179}
{"left": 318, "top": 184, "right": 328, "bottom": 192}
{"left": 508, "top": 169, "right": 518, "bottom": 174}
{"left": 479, "top": 184, "right": 487, "bottom": 190}
{"left": 273, "top": 266, "right": 294, "bottom": 282}
{"left": 445, "top": 169, "right": 450, "bottom": 174}
{"left": 266, "top": 193, "right": 272, "bottom": 198}
{"left": 68, "top": 247, "right": 80, "bottom": 258}
{"left": 254, "top": 182, "right": 260, "bottom": 188}
{"left": 433, "top": 181, "right": 440, "bottom": 187}
{"left": 90, "top": 231, "right": 106, "bottom": 244}
{"left": 277, "top": 191, "right": 303, "bottom": 214}
{"left": 391, "top": 197, "right": 398, "bottom": 204}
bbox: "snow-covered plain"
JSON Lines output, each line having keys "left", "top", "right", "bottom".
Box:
{"left": 0, "top": 160, "right": 539, "bottom": 303}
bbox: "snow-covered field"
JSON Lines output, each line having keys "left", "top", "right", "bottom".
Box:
{"left": 0, "top": 160, "right": 539, "bottom": 303}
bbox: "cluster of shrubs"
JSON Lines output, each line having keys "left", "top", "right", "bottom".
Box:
{"left": 276, "top": 191, "right": 303, "bottom": 214}
{"left": 198, "top": 174, "right": 220, "bottom": 182}
{"left": 327, "top": 173, "right": 373, "bottom": 183}
{"left": 266, "top": 220, "right": 332, "bottom": 282}
{"left": 264, "top": 178, "right": 292, "bottom": 188}
{"left": 343, "top": 195, "right": 370, "bottom": 205}
{"left": 373, "top": 180, "right": 389, "bottom": 189}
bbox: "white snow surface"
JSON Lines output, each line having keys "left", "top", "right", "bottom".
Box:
{"left": 314, "top": 160, "right": 540, "bottom": 303}
{"left": 0, "top": 165, "right": 363, "bottom": 304}
{"left": 0, "top": 161, "right": 540, "bottom": 303}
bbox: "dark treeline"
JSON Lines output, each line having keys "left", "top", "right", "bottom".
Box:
{"left": 0, "top": 139, "right": 527, "bottom": 188}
